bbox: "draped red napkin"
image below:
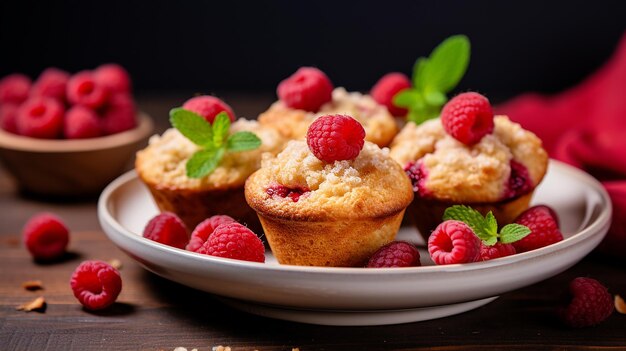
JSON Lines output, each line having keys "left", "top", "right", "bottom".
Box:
{"left": 496, "top": 33, "right": 626, "bottom": 260}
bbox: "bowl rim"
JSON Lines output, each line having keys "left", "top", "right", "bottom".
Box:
{"left": 0, "top": 112, "right": 153, "bottom": 152}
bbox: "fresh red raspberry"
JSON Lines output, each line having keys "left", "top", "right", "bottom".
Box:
{"left": 16, "top": 97, "right": 64, "bottom": 138}
{"left": 503, "top": 160, "right": 533, "bottom": 199}
{"left": 558, "top": 277, "right": 613, "bottom": 328}
{"left": 31, "top": 68, "right": 70, "bottom": 102}
{"left": 479, "top": 242, "right": 516, "bottom": 261}
{"left": 67, "top": 71, "right": 109, "bottom": 109}
{"left": 143, "top": 212, "right": 189, "bottom": 249}
{"left": 371, "top": 72, "right": 411, "bottom": 117}
{"left": 266, "top": 184, "right": 310, "bottom": 202}
{"left": 513, "top": 205, "right": 563, "bottom": 252}
{"left": 64, "top": 106, "right": 102, "bottom": 139}
{"left": 306, "top": 114, "right": 365, "bottom": 163}
{"left": 186, "top": 215, "right": 236, "bottom": 252}
{"left": 428, "top": 220, "right": 481, "bottom": 265}
{"left": 0, "top": 73, "right": 31, "bottom": 105}
{"left": 100, "top": 93, "right": 137, "bottom": 135}
{"left": 366, "top": 241, "right": 421, "bottom": 268}
{"left": 441, "top": 92, "right": 494, "bottom": 145}
{"left": 22, "top": 212, "right": 69, "bottom": 261}
{"left": 70, "top": 260, "right": 122, "bottom": 310}
{"left": 182, "top": 95, "right": 235, "bottom": 123}
{"left": 197, "top": 223, "right": 265, "bottom": 263}
{"left": 94, "top": 63, "right": 131, "bottom": 94}
{"left": 404, "top": 161, "right": 431, "bottom": 197}
{"left": 277, "top": 67, "right": 333, "bottom": 112}
{"left": 0, "top": 103, "right": 19, "bottom": 134}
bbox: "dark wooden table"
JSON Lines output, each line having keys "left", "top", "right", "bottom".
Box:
{"left": 1, "top": 95, "right": 625, "bottom": 351}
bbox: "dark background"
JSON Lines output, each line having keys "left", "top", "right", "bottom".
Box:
{"left": 1, "top": 1, "right": 625, "bottom": 103}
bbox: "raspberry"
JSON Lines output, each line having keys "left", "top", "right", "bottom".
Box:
{"left": 513, "top": 205, "right": 563, "bottom": 252}
{"left": 428, "top": 220, "right": 481, "bottom": 265}
{"left": 441, "top": 92, "right": 494, "bottom": 145}
{"left": 479, "top": 242, "right": 516, "bottom": 261}
{"left": 67, "top": 71, "right": 109, "bottom": 109}
{"left": 366, "top": 241, "right": 421, "bottom": 268}
{"left": 558, "top": 277, "right": 613, "bottom": 328}
{"left": 371, "top": 72, "right": 411, "bottom": 117}
{"left": 182, "top": 95, "right": 235, "bottom": 123}
{"left": 143, "top": 212, "right": 189, "bottom": 249}
{"left": 503, "top": 160, "right": 533, "bottom": 199}
{"left": 100, "top": 93, "right": 137, "bottom": 135}
{"left": 277, "top": 67, "right": 333, "bottom": 112}
{"left": 70, "top": 260, "right": 122, "bottom": 310}
{"left": 0, "top": 74, "right": 31, "bottom": 105}
{"left": 16, "top": 97, "right": 64, "bottom": 138}
{"left": 0, "top": 103, "right": 19, "bottom": 134}
{"left": 94, "top": 63, "right": 131, "bottom": 94}
{"left": 186, "top": 215, "right": 236, "bottom": 252}
{"left": 64, "top": 106, "right": 102, "bottom": 139}
{"left": 266, "top": 184, "right": 310, "bottom": 202}
{"left": 306, "top": 114, "right": 365, "bottom": 163}
{"left": 197, "top": 223, "right": 265, "bottom": 263}
{"left": 22, "top": 212, "right": 69, "bottom": 261}
{"left": 31, "top": 68, "right": 70, "bottom": 102}
{"left": 404, "top": 161, "right": 431, "bottom": 197}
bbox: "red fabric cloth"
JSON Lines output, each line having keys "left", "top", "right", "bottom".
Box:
{"left": 496, "top": 33, "right": 626, "bottom": 259}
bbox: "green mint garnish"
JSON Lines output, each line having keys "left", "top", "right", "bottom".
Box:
{"left": 443, "top": 205, "right": 531, "bottom": 246}
{"left": 169, "top": 109, "right": 262, "bottom": 178}
{"left": 393, "top": 35, "right": 471, "bottom": 125}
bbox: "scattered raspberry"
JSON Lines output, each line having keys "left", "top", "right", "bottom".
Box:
{"left": 197, "top": 223, "right": 265, "bottom": 263}
{"left": 94, "top": 63, "right": 131, "bottom": 94}
{"left": 441, "top": 92, "right": 494, "bottom": 145}
{"left": 503, "top": 160, "right": 533, "bottom": 199}
{"left": 0, "top": 103, "right": 19, "bottom": 134}
{"left": 182, "top": 95, "right": 235, "bottom": 123}
{"left": 479, "top": 242, "right": 516, "bottom": 261}
{"left": 22, "top": 212, "right": 69, "bottom": 261}
{"left": 428, "top": 220, "right": 481, "bottom": 265}
{"left": 67, "top": 71, "right": 109, "bottom": 109}
{"left": 366, "top": 241, "right": 421, "bottom": 268}
{"left": 64, "top": 106, "right": 102, "bottom": 139}
{"left": 143, "top": 212, "right": 189, "bottom": 249}
{"left": 100, "top": 93, "right": 137, "bottom": 135}
{"left": 277, "top": 67, "right": 333, "bottom": 112}
{"left": 370, "top": 72, "right": 411, "bottom": 117}
{"left": 404, "top": 161, "right": 431, "bottom": 197}
{"left": 70, "top": 260, "right": 122, "bottom": 310}
{"left": 306, "top": 114, "right": 365, "bottom": 163}
{"left": 0, "top": 74, "right": 31, "bottom": 104}
{"left": 513, "top": 205, "right": 563, "bottom": 252}
{"left": 31, "top": 68, "right": 70, "bottom": 102}
{"left": 16, "top": 97, "right": 64, "bottom": 138}
{"left": 558, "top": 277, "right": 613, "bottom": 328}
{"left": 186, "top": 215, "right": 236, "bottom": 252}
{"left": 266, "top": 184, "right": 310, "bottom": 202}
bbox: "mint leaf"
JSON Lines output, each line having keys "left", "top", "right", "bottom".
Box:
{"left": 443, "top": 205, "right": 493, "bottom": 242}
{"left": 412, "top": 57, "right": 429, "bottom": 90}
{"left": 227, "top": 131, "right": 262, "bottom": 152}
{"left": 393, "top": 89, "right": 421, "bottom": 108}
{"left": 484, "top": 212, "right": 498, "bottom": 237}
{"left": 424, "top": 90, "right": 447, "bottom": 107}
{"left": 185, "top": 148, "right": 225, "bottom": 179}
{"left": 420, "top": 35, "right": 470, "bottom": 94}
{"left": 212, "top": 112, "right": 231, "bottom": 147}
{"left": 170, "top": 108, "right": 213, "bottom": 147}
{"left": 500, "top": 224, "right": 532, "bottom": 244}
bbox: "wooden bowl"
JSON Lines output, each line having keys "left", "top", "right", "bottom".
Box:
{"left": 0, "top": 113, "right": 153, "bottom": 198}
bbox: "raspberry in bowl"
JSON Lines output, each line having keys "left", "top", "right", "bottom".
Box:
{"left": 245, "top": 114, "right": 413, "bottom": 267}
{"left": 389, "top": 92, "right": 549, "bottom": 238}
{"left": 258, "top": 67, "right": 398, "bottom": 148}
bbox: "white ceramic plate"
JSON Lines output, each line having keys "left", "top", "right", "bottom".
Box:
{"left": 98, "top": 160, "right": 611, "bottom": 326}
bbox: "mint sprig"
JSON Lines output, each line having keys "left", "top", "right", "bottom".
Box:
{"left": 170, "top": 109, "right": 262, "bottom": 178}
{"left": 393, "top": 35, "right": 471, "bottom": 125}
{"left": 443, "top": 205, "right": 531, "bottom": 246}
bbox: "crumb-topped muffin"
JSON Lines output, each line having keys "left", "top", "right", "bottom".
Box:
{"left": 245, "top": 115, "right": 413, "bottom": 267}
{"left": 390, "top": 93, "right": 548, "bottom": 237}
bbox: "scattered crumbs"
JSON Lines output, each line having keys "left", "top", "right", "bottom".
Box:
{"left": 173, "top": 348, "right": 187, "bottom": 351}
{"left": 16, "top": 296, "right": 46, "bottom": 312}
{"left": 615, "top": 295, "right": 626, "bottom": 314}
{"left": 213, "top": 346, "right": 231, "bottom": 351}
{"left": 22, "top": 280, "right": 44, "bottom": 291}
{"left": 293, "top": 348, "right": 300, "bottom": 351}
{"left": 108, "top": 258, "right": 123, "bottom": 270}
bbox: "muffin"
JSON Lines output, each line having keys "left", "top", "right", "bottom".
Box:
{"left": 245, "top": 115, "right": 413, "bottom": 267}
{"left": 390, "top": 111, "right": 548, "bottom": 238}
{"left": 136, "top": 117, "right": 285, "bottom": 232}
